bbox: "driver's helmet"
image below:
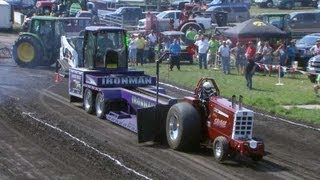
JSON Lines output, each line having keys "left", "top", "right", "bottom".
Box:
{"left": 203, "top": 81, "right": 214, "bottom": 94}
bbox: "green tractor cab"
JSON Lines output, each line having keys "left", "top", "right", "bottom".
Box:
{"left": 13, "top": 16, "right": 91, "bottom": 68}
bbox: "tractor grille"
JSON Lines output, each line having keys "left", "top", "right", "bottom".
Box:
{"left": 232, "top": 111, "right": 254, "bottom": 140}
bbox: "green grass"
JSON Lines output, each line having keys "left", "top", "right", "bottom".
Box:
{"left": 135, "top": 63, "right": 320, "bottom": 125}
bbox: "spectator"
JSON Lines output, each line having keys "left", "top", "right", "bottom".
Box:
{"left": 128, "top": 34, "right": 137, "bottom": 66}
{"left": 169, "top": 39, "right": 181, "bottom": 71}
{"left": 262, "top": 41, "right": 273, "bottom": 76}
{"left": 314, "top": 73, "right": 320, "bottom": 97}
{"left": 136, "top": 34, "right": 145, "bottom": 66}
{"left": 147, "top": 31, "right": 157, "bottom": 63}
{"left": 256, "top": 40, "right": 264, "bottom": 62}
{"left": 194, "top": 30, "right": 203, "bottom": 41}
{"left": 245, "top": 60, "right": 256, "bottom": 90}
{"left": 231, "top": 42, "right": 246, "bottom": 75}
{"left": 274, "top": 43, "right": 287, "bottom": 77}
{"left": 310, "top": 40, "right": 320, "bottom": 56}
{"left": 218, "top": 41, "right": 231, "bottom": 74}
{"left": 143, "top": 37, "right": 149, "bottom": 63}
{"left": 195, "top": 35, "right": 209, "bottom": 69}
{"left": 185, "top": 26, "right": 196, "bottom": 45}
{"left": 208, "top": 36, "right": 220, "bottom": 67}
{"left": 287, "top": 41, "right": 296, "bottom": 67}
{"left": 245, "top": 41, "right": 256, "bottom": 62}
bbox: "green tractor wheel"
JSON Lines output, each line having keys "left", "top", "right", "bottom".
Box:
{"left": 13, "top": 35, "right": 43, "bottom": 68}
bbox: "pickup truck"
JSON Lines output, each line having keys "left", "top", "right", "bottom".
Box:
{"left": 137, "top": 10, "right": 212, "bottom": 33}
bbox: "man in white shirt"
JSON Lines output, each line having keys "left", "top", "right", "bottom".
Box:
{"left": 195, "top": 35, "right": 209, "bottom": 69}
{"left": 218, "top": 41, "right": 231, "bottom": 74}
{"left": 310, "top": 40, "right": 320, "bottom": 56}
{"left": 147, "top": 30, "right": 157, "bottom": 62}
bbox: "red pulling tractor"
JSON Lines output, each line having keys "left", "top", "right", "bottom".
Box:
{"left": 67, "top": 26, "right": 264, "bottom": 162}
{"left": 139, "top": 77, "right": 265, "bottom": 162}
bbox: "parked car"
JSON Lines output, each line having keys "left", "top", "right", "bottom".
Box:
{"left": 206, "top": 5, "right": 250, "bottom": 23}
{"left": 273, "top": 0, "right": 318, "bottom": 9}
{"left": 254, "top": 0, "right": 274, "bottom": 8}
{"left": 285, "top": 11, "right": 320, "bottom": 39}
{"left": 5, "top": 0, "right": 34, "bottom": 10}
{"left": 104, "top": 7, "right": 143, "bottom": 25}
{"left": 256, "top": 13, "right": 288, "bottom": 30}
{"left": 296, "top": 33, "right": 320, "bottom": 68}
{"left": 159, "top": 31, "right": 195, "bottom": 64}
{"left": 307, "top": 55, "right": 320, "bottom": 73}
{"left": 170, "top": 0, "right": 190, "bottom": 10}
{"left": 208, "top": 0, "right": 251, "bottom": 9}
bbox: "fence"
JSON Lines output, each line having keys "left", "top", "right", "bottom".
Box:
{"left": 99, "top": 14, "right": 138, "bottom": 30}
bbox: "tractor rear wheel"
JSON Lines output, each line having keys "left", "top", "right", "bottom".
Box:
{"left": 166, "top": 102, "right": 200, "bottom": 151}
{"left": 13, "top": 35, "right": 43, "bottom": 68}
{"left": 213, "top": 136, "right": 229, "bottom": 162}
{"left": 84, "top": 88, "right": 95, "bottom": 114}
{"left": 95, "top": 92, "right": 107, "bottom": 119}
{"left": 180, "top": 22, "right": 202, "bottom": 34}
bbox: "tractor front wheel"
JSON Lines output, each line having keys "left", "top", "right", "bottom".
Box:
{"left": 13, "top": 35, "right": 43, "bottom": 68}
{"left": 213, "top": 136, "right": 229, "bottom": 162}
{"left": 84, "top": 88, "right": 95, "bottom": 114}
{"left": 166, "top": 102, "right": 200, "bottom": 151}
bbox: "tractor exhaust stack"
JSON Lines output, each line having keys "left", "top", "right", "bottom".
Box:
{"left": 239, "top": 95, "right": 243, "bottom": 110}
{"left": 232, "top": 95, "right": 236, "bottom": 109}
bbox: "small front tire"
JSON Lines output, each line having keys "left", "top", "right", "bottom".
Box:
{"left": 213, "top": 136, "right": 229, "bottom": 162}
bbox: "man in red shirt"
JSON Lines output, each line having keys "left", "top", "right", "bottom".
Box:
{"left": 245, "top": 41, "right": 256, "bottom": 62}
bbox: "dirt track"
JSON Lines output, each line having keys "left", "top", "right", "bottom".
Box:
{"left": 0, "top": 33, "right": 319, "bottom": 179}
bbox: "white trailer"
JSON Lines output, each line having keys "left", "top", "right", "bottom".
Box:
{"left": 0, "top": 0, "right": 13, "bottom": 30}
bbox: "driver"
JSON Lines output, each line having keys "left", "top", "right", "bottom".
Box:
{"left": 97, "top": 34, "right": 114, "bottom": 61}
{"left": 200, "top": 81, "right": 216, "bottom": 101}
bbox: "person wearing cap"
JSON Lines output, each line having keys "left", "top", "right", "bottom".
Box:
{"left": 169, "top": 38, "right": 181, "bottom": 71}
{"left": 195, "top": 35, "right": 209, "bottom": 69}
{"left": 218, "top": 40, "right": 231, "bottom": 74}
{"left": 136, "top": 34, "right": 146, "bottom": 66}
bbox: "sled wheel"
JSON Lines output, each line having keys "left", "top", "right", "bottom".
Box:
{"left": 95, "top": 92, "right": 107, "bottom": 119}
{"left": 84, "top": 88, "right": 95, "bottom": 114}
{"left": 13, "top": 35, "right": 43, "bottom": 68}
{"left": 213, "top": 136, "right": 229, "bottom": 162}
{"left": 166, "top": 102, "right": 200, "bottom": 151}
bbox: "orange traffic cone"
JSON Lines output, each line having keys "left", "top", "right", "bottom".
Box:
{"left": 54, "top": 72, "right": 62, "bottom": 83}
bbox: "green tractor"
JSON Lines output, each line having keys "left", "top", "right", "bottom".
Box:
{"left": 13, "top": 16, "right": 63, "bottom": 67}
{"left": 13, "top": 16, "right": 91, "bottom": 68}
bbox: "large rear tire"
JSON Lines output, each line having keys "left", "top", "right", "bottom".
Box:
{"left": 84, "top": 88, "right": 95, "bottom": 114}
{"left": 166, "top": 102, "right": 200, "bottom": 151}
{"left": 213, "top": 136, "right": 229, "bottom": 162}
{"left": 13, "top": 35, "right": 43, "bottom": 68}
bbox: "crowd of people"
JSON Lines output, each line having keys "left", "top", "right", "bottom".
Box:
{"left": 127, "top": 28, "right": 320, "bottom": 90}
